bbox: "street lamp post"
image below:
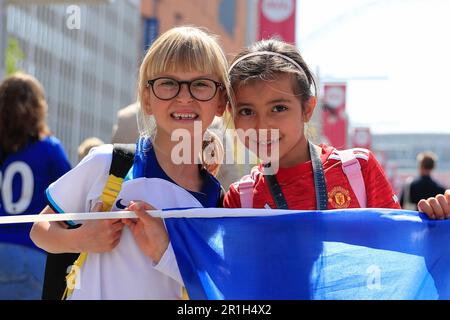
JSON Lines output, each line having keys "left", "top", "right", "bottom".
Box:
{"left": 0, "top": 0, "right": 111, "bottom": 79}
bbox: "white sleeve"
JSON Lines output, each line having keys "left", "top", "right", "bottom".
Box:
{"left": 153, "top": 243, "right": 184, "bottom": 286}
{"left": 46, "top": 144, "right": 113, "bottom": 215}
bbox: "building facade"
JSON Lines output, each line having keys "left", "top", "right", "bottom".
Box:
{"left": 140, "top": 0, "right": 256, "bottom": 57}
{"left": 372, "top": 133, "right": 450, "bottom": 194}
{"left": 5, "top": 0, "right": 256, "bottom": 164}
{"left": 6, "top": 1, "right": 141, "bottom": 163}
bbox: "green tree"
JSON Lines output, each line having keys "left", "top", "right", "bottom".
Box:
{"left": 5, "top": 37, "right": 25, "bottom": 75}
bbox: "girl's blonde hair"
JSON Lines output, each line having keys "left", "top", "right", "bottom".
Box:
{"left": 0, "top": 72, "right": 50, "bottom": 156}
{"left": 137, "top": 26, "right": 230, "bottom": 176}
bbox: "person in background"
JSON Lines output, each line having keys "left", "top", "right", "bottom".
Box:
{"left": 0, "top": 72, "right": 71, "bottom": 299}
{"left": 400, "top": 151, "right": 446, "bottom": 210}
{"left": 111, "top": 103, "right": 139, "bottom": 144}
{"left": 78, "top": 137, "right": 105, "bottom": 161}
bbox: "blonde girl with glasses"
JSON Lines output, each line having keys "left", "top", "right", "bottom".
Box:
{"left": 30, "top": 26, "right": 230, "bottom": 299}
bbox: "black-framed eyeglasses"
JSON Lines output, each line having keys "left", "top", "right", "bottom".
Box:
{"left": 146, "top": 77, "right": 223, "bottom": 101}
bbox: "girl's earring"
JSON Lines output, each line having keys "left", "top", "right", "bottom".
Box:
{"left": 201, "top": 137, "right": 217, "bottom": 169}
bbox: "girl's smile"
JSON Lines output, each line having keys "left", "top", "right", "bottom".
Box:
{"left": 170, "top": 111, "right": 199, "bottom": 121}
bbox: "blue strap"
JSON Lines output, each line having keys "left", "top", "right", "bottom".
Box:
{"left": 309, "top": 141, "right": 328, "bottom": 210}
{"left": 264, "top": 141, "right": 327, "bottom": 210}
{"left": 263, "top": 165, "right": 289, "bottom": 209}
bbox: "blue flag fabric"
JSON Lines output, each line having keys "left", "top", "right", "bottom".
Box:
{"left": 164, "top": 209, "right": 450, "bottom": 300}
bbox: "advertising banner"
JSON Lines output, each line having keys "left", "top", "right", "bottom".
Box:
{"left": 258, "top": 0, "right": 296, "bottom": 43}
{"left": 322, "top": 83, "right": 347, "bottom": 149}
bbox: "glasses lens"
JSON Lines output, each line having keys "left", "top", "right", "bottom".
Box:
{"left": 153, "top": 78, "right": 179, "bottom": 100}
{"left": 190, "top": 79, "right": 216, "bottom": 101}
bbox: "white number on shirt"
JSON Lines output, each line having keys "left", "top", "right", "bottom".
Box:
{"left": 0, "top": 161, "right": 34, "bottom": 214}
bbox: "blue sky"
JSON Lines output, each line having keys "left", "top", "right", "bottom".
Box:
{"left": 297, "top": 0, "right": 450, "bottom": 134}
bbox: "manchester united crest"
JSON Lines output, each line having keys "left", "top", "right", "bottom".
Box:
{"left": 328, "top": 186, "right": 351, "bottom": 209}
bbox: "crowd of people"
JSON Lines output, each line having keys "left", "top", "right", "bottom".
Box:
{"left": 0, "top": 26, "right": 449, "bottom": 300}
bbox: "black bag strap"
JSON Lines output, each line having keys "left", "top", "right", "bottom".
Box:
{"left": 216, "top": 186, "right": 226, "bottom": 208}
{"left": 110, "top": 143, "right": 136, "bottom": 178}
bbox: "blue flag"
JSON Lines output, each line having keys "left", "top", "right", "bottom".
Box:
{"left": 164, "top": 208, "right": 450, "bottom": 300}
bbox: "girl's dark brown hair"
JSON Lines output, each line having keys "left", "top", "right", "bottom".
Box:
{"left": 229, "top": 39, "right": 317, "bottom": 107}
{"left": 0, "top": 72, "right": 50, "bottom": 156}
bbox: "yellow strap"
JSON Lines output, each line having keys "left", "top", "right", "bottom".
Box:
{"left": 61, "top": 174, "right": 123, "bottom": 300}
{"left": 182, "top": 287, "right": 189, "bottom": 300}
{"left": 100, "top": 175, "right": 124, "bottom": 211}
{"left": 62, "top": 252, "right": 88, "bottom": 300}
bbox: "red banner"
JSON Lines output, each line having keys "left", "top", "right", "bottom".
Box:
{"left": 322, "top": 83, "right": 347, "bottom": 149}
{"left": 258, "top": 0, "right": 296, "bottom": 43}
